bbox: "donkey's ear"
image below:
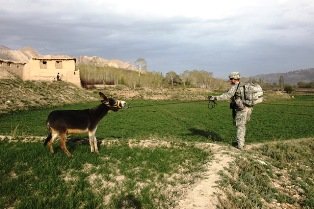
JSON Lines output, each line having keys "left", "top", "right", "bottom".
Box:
{"left": 99, "top": 92, "right": 108, "bottom": 101}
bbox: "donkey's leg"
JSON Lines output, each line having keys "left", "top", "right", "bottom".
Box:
{"left": 93, "top": 136, "right": 99, "bottom": 153}
{"left": 88, "top": 134, "right": 95, "bottom": 153}
{"left": 48, "top": 133, "right": 58, "bottom": 154}
{"left": 93, "top": 128, "right": 99, "bottom": 153}
{"left": 60, "top": 133, "right": 72, "bottom": 157}
{"left": 88, "top": 129, "right": 98, "bottom": 153}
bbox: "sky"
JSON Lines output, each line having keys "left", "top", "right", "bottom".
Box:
{"left": 1, "top": 0, "right": 314, "bottom": 78}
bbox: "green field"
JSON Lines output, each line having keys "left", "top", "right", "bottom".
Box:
{"left": 0, "top": 140, "right": 209, "bottom": 209}
{"left": 0, "top": 95, "right": 313, "bottom": 208}
{"left": 0, "top": 95, "right": 313, "bottom": 144}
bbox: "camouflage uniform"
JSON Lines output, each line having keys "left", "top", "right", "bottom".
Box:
{"left": 215, "top": 83, "right": 253, "bottom": 149}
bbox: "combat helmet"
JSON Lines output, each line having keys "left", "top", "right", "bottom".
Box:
{"left": 229, "top": 72, "right": 240, "bottom": 80}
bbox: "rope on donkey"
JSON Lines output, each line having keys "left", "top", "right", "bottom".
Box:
{"left": 126, "top": 99, "right": 214, "bottom": 109}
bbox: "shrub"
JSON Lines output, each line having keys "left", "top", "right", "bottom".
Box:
{"left": 284, "top": 85, "right": 294, "bottom": 94}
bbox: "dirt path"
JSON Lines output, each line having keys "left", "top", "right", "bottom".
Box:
{"left": 175, "top": 143, "right": 235, "bottom": 209}
{"left": 175, "top": 138, "right": 314, "bottom": 209}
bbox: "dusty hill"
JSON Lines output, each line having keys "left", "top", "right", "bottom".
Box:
{"left": 78, "top": 56, "right": 136, "bottom": 71}
{"left": 0, "top": 76, "right": 98, "bottom": 114}
{"left": 0, "top": 45, "right": 38, "bottom": 63}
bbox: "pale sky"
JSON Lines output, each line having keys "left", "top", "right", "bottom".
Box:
{"left": 1, "top": 0, "right": 314, "bottom": 77}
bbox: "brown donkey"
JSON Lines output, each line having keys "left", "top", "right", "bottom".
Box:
{"left": 44, "top": 92, "right": 126, "bottom": 157}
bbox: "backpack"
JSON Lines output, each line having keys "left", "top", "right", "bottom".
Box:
{"left": 241, "top": 83, "right": 263, "bottom": 106}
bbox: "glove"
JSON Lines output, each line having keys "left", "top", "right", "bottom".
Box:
{"left": 208, "top": 96, "right": 217, "bottom": 101}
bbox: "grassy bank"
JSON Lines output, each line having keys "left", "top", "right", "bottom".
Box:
{"left": 219, "top": 138, "right": 314, "bottom": 209}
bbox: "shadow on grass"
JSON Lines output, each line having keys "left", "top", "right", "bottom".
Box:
{"left": 46, "top": 137, "right": 103, "bottom": 154}
{"left": 188, "top": 128, "right": 224, "bottom": 141}
{"left": 69, "top": 136, "right": 102, "bottom": 145}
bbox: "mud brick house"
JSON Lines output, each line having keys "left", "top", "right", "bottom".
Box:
{"left": 0, "top": 56, "right": 81, "bottom": 87}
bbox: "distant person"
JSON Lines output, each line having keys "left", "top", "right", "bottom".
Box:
{"left": 209, "top": 72, "right": 253, "bottom": 150}
{"left": 57, "top": 73, "right": 61, "bottom": 81}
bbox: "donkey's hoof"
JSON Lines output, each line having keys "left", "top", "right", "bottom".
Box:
{"left": 65, "top": 152, "right": 73, "bottom": 158}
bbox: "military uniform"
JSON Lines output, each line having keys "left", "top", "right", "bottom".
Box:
{"left": 213, "top": 75, "right": 252, "bottom": 149}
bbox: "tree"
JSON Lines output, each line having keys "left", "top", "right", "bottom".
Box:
{"left": 181, "top": 70, "right": 192, "bottom": 87}
{"left": 279, "top": 75, "right": 284, "bottom": 90}
{"left": 164, "top": 71, "right": 182, "bottom": 87}
{"left": 180, "top": 70, "right": 213, "bottom": 88}
{"left": 135, "top": 58, "right": 147, "bottom": 74}
{"left": 284, "top": 85, "right": 294, "bottom": 94}
{"left": 134, "top": 58, "right": 148, "bottom": 87}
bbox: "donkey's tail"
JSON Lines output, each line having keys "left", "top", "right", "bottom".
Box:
{"left": 44, "top": 132, "right": 52, "bottom": 146}
{"left": 44, "top": 122, "right": 52, "bottom": 146}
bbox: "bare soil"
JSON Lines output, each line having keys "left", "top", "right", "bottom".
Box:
{"left": 175, "top": 143, "right": 236, "bottom": 209}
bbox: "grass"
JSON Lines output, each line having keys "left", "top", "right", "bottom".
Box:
{"left": 218, "top": 138, "right": 314, "bottom": 209}
{"left": 0, "top": 95, "right": 313, "bottom": 144}
{"left": 0, "top": 95, "right": 313, "bottom": 208}
{"left": 0, "top": 139, "right": 209, "bottom": 209}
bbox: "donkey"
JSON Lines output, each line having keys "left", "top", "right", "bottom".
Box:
{"left": 44, "top": 92, "right": 126, "bottom": 157}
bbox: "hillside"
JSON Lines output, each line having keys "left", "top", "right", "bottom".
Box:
{"left": 0, "top": 73, "right": 211, "bottom": 114}
{"left": 0, "top": 77, "right": 98, "bottom": 114}
{"left": 251, "top": 68, "right": 314, "bottom": 85}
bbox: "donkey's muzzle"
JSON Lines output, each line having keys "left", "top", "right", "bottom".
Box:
{"left": 117, "top": 101, "right": 127, "bottom": 109}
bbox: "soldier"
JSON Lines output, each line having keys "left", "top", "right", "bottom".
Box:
{"left": 209, "top": 72, "right": 252, "bottom": 150}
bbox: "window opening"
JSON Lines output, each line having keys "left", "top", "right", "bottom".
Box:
{"left": 40, "top": 60, "right": 47, "bottom": 69}
{"left": 55, "top": 60, "right": 63, "bottom": 69}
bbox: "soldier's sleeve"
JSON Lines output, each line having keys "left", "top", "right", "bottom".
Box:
{"left": 215, "top": 85, "right": 237, "bottom": 101}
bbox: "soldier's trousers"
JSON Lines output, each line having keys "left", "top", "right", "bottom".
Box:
{"left": 232, "top": 107, "right": 252, "bottom": 149}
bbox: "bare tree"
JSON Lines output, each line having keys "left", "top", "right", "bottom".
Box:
{"left": 180, "top": 70, "right": 213, "bottom": 88}
{"left": 165, "top": 71, "right": 182, "bottom": 88}
{"left": 135, "top": 58, "right": 147, "bottom": 74}
{"left": 279, "top": 75, "right": 284, "bottom": 91}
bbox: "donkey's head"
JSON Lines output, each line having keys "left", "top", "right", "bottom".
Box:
{"left": 99, "top": 92, "right": 126, "bottom": 111}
